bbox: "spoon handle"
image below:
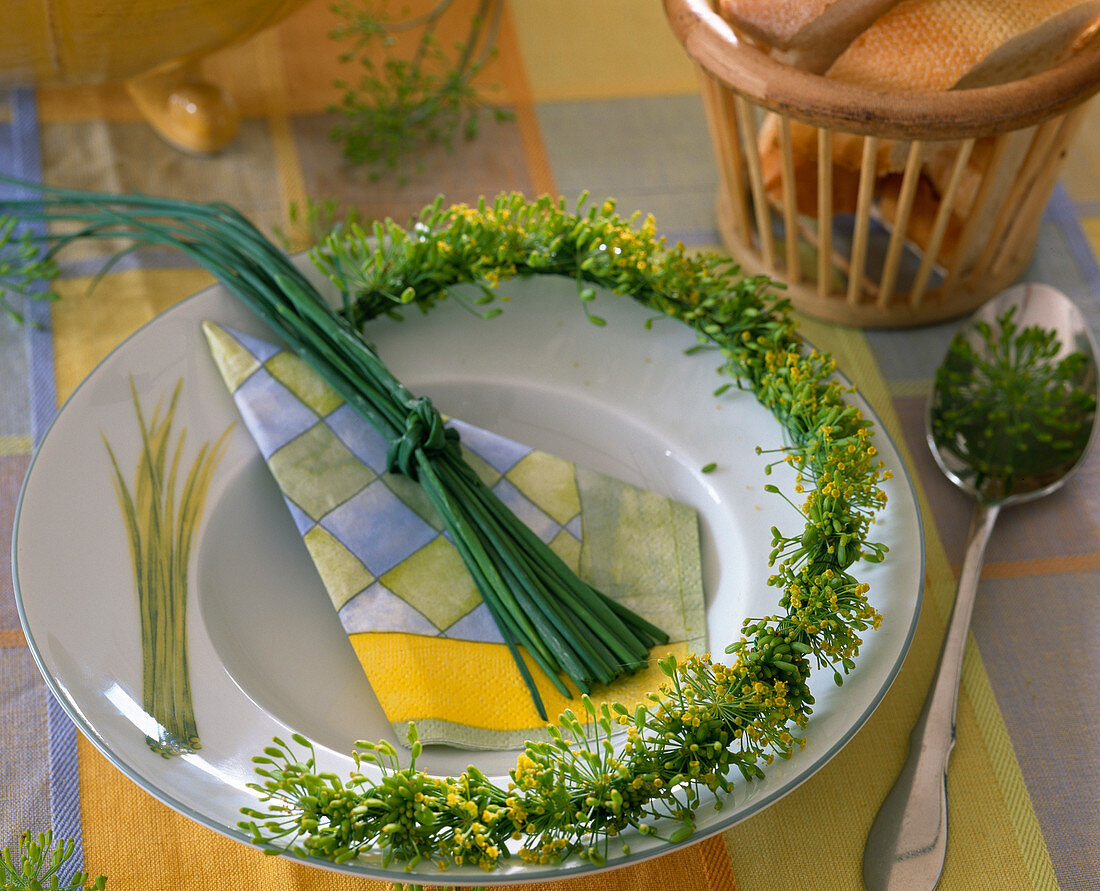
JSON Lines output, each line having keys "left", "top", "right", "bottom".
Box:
{"left": 862, "top": 500, "right": 1001, "bottom": 890}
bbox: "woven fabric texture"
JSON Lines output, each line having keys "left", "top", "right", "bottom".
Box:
{"left": 1, "top": 1, "right": 1099, "bottom": 888}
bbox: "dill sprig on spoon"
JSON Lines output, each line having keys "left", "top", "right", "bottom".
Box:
{"left": 930, "top": 304, "right": 1098, "bottom": 497}
{"left": 0, "top": 178, "right": 668, "bottom": 718}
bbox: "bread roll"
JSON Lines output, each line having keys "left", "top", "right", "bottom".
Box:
{"left": 758, "top": 114, "right": 863, "bottom": 217}
{"left": 878, "top": 172, "right": 964, "bottom": 258}
{"left": 884, "top": 129, "right": 1034, "bottom": 263}
{"left": 956, "top": 2, "right": 1100, "bottom": 86}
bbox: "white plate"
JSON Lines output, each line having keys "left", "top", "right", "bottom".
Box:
{"left": 14, "top": 266, "right": 923, "bottom": 883}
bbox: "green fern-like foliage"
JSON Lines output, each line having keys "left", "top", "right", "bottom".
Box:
{"left": 329, "top": 0, "right": 512, "bottom": 182}
{"left": 0, "top": 832, "right": 106, "bottom": 891}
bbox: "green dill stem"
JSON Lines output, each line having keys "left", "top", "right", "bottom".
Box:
{"left": 328, "top": 0, "right": 508, "bottom": 180}
{"left": 0, "top": 831, "right": 107, "bottom": 890}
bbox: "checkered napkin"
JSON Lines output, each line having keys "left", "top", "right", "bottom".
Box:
{"left": 203, "top": 321, "right": 706, "bottom": 749}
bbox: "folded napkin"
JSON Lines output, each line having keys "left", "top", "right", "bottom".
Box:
{"left": 203, "top": 321, "right": 706, "bottom": 749}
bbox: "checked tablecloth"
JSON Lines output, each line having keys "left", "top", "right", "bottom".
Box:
{"left": 2, "top": 1, "right": 1099, "bottom": 888}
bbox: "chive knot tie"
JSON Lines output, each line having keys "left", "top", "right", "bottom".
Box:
{"left": 386, "top": 396, "right": 458, "bottom": 479}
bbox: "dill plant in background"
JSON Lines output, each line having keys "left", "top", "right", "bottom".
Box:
{"left": 0, "top": 217, "right": 56, "bottom": 322}
{"left": 329, "top": 0, "right": 511, "bottom": 181}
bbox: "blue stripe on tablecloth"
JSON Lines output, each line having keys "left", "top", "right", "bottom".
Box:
{"left": 5, "top": 86, "right": 84, "bottom": 872}
{"left": 1045, "top": 181, "right": 1100, "bottom": 303}
{"left": 9, "top": 93, "right": 57, "bottom": 446}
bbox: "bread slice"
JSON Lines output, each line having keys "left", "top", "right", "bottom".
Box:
{"left": 718, "top": 0, "right": 904, "bottom": 71}
{"left": 956, "top": 1, "right": 1100, "bottom": 86}
{"left": 875, "top": 133, "right": 1026, "bottom": 264}
{"left": 717, "top": 0, "right": 843, "bottom": 47}
{"left": 829, "top": 0, "right": 1100, "bottom": 92}
{"left": 757, "top": 114, "right": 864, "bottom": 217}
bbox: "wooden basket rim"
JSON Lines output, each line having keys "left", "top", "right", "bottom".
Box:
{"left": 665, "top": 0, "right": 1100, "bottom": 139}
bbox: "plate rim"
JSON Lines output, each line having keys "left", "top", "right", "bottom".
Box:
{"left": 12, "top": 266, "right": 925, "bottom": 882}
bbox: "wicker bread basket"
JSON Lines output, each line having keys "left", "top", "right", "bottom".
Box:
{"left": 664, "top": 0, "right": 1100, "bottom": 327}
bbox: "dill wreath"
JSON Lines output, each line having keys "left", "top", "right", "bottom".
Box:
{"left": 240, "top": 193, "right": 890, "bottom": 873}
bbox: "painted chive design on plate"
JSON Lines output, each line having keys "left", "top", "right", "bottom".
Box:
{"left": 103, "top": 377, "right": 232, "bottom": 758}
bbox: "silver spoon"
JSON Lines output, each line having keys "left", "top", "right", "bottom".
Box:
{"left": 862, "top": 282, "right": 1098, "bottom": 890}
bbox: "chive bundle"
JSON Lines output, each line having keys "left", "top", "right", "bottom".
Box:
{"left": 0, "top": 179, "right": 667, "bottom": 718}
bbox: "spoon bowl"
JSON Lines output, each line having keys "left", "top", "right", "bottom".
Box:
{"left": 928, "top": 283, "right": 1099, "bottom": 507}
{"left": 863, "top": 282, "right": 1098, "bottom": 890}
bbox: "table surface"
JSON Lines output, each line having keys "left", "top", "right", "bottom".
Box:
{"left": 2, "top": 2, "right": 1098, "bottom": 889}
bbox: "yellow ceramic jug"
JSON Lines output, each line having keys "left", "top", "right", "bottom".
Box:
{"left": 1, "top": 0, "right": 308, "bottom": 152}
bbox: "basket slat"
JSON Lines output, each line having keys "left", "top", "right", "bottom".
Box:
{"left": 971, "top": 117, "right": 1064, "bottom": 279}
{"left": 699, "top": 73, "right": 752, "bottom": 243}
{"left": 993, "top": 102, "right": 1089, "bottom": 278}
{"left": 910, "top": 137, "right": 975, "bottom": 307}
{"left": 942, "top": 130, "right": 1022, "bottom": 294}
{"left": 778, "top": 116, "right": 802, "bottom": 284}
{"left": 847, "top": 135, "right": 880, "bottom": 306}
{"left": 735, "top": 95, "right": 777, "bottom": 269}
{"left": 817, "top": 127, "right": 833, "bottom": 300}
{"left": 878, "top": 140, "right": 926, "bottom": 308}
